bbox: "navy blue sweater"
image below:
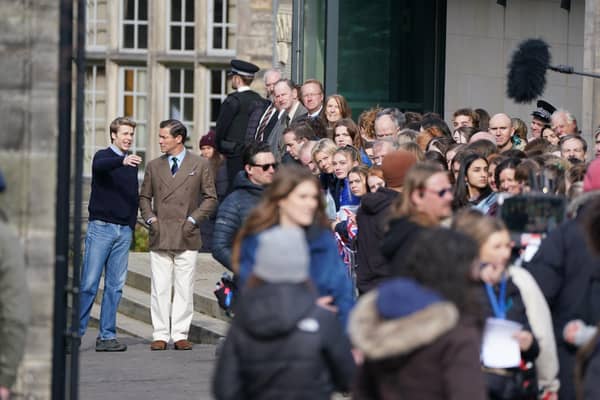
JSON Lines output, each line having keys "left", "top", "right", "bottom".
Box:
{"left": 88, "top": 147, "right": 139, "bottom": 229}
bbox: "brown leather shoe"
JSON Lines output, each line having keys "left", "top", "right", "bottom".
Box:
{"left": 150, "top": 340, "right": 167, "bottom": 351}
{"left": 174, "top": 339, "right": 193, "bottom": 350}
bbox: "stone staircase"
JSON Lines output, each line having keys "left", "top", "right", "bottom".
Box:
{"left": 88, "top": 252, "right": 231, "bottom": 344}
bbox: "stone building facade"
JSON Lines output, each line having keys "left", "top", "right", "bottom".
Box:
{"left": 82, "top": 0, "right": 277, "bottom": 177}
{"left": 5, "top": 0, "right": 600, "bottom": 398}
{"left": 0, "top": 0, "right": 277, "bottom": 398}
{"left": 0, "top": 1, "right": 58, "bottom": 399}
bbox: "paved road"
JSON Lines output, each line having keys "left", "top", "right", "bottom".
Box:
{"left": 80, "top": 329, "right": 217, "bottom": 400}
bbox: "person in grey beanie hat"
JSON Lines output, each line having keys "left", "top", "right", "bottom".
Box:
{"left": 213, "top": 222, "right": 355, "bottom": 400}
{"left": 253, "top": 226, "right": 309, "bottom": 283}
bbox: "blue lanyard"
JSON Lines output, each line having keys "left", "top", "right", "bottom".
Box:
{"left": 485, "top": 276, "right": 507, "bottom": 319}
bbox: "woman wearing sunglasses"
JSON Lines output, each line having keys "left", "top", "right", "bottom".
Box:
{"left": 380, "top": 162, "right": 454, "bottom": 278}
{"left": 232, "top": 164, "right": 355, "bottom": 327}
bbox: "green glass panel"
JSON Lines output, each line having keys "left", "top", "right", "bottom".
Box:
{"left": 303, "top": 0, "right": 325, "bottom": 83}
{"left": 337, "top": 0, "right": 442, "bottom": 118}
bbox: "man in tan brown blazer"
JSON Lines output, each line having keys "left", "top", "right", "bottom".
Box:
{"left": 140, "top": 119, "right": 217, "bottom": 351}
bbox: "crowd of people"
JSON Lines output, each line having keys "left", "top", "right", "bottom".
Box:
{"left": 73, "top": 57, "right": 600, "bottom": 400}
{"left": 206, "top": 60, "right": 600, "bottom": 400}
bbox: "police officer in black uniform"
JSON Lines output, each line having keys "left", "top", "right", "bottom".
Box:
{"left": 529, "top": 99, "right": 556, "bottom": 140}
{"left": 216, "top": 59, "right": 265, "bottom": 188}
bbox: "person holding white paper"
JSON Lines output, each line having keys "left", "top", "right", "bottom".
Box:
{"left": 453, "top": 210, "right": 542, "bottom": 400}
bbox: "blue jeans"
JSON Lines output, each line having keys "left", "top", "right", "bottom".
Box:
{"left": 79, "top": 220, "right": 132, "bottom": 340}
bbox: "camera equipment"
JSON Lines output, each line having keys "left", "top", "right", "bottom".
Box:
{"left": 499, "top": 193, "right": 566, "bottom": 234}
{"left": 214, "top": 272, "right": 237, "bottom": 317}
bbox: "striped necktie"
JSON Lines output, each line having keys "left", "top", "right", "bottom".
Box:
{"left": 256, "top": 105, "right": 276, "bottom": 141}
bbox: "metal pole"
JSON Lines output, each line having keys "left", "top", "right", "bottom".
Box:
{"left": 324, "top": 0, "right": 339, "bottom": 95}
{"left": 433, "top": 0, "right": 446, "bottom": 115}
{"left": 291, "top": 0, "right": 304, "bottom": 84}
{"left": 53, "top": 0, "right": 73, "bottom": 398}
{"left": 69, "top": 0, "right": 86, "bottom": 396}
{"left": 549, "top": 64, "right": 600, "bottom": 79}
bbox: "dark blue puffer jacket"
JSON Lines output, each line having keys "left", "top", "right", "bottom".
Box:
{"left": 212, "top": 171, "right": 264, "bottom": 270}
{"left": 237, "top": 225, "right": 355, "bottom": 328}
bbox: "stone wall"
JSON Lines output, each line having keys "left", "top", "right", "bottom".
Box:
{"left": 445, "top": 0, "right": 585, "bottom": 132}
{"left": 583, "top": 0, "right": 600, "bottom": 149}
{"left": 238, "top": 0, "right": 278, "bottom": 94}
{"left": 0, "top": 1, "right": 58, "bottom": 398}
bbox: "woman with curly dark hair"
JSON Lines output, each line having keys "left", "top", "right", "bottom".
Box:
{"left": 494, "top": 157, "right": 522, "bottom": 195}
{"left": 357, "top": 107, "right": 382, "bottom": 142}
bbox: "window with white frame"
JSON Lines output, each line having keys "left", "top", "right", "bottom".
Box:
{"left": 167, "top": 68, "right": 194, "bottom": 136}
{"left": 119, "top": 67, "right": 147, "bottom": 171}
{"left": 207, "top": 0, "right": 236, "bottom": 55}
{"left": 121, "top": 0, "right": 148, "bottom": 50}
{"left": 207, "top": 69, "right": 228, "bottom": 130}
{"left": 169, "top": 0, "right": 195, "bottom": 52}
{"left": 86, "top": 0, "right": 108, "bottom": 50}
{"left": 84, "top": 65, "right": 107, "bottom": 177}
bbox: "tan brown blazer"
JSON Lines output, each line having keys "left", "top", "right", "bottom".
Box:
{"left": 139, "top": 151, "right": 217, "bottom": 251}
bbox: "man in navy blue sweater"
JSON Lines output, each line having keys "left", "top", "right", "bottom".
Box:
{"left": 79, "top": 117, "right": 141, "bottom": 352}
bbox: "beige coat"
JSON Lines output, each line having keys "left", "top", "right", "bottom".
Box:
{"left": 140, "top": 152, "right": 217, "bottom": 251}
{"left": 509, "top": 265, "right": 560, "bottom": 394}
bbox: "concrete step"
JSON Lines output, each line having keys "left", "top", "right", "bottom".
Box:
{"left": 89, "top": 302, "right": 153, "bottom": 341}
{"left": 126, "top": 252, "right": 231, "bottom": 322}
{"left": 96, "top": 277, "right": 229, "bottom": 344}
{"left": 88, "top": 304, "right": 228, "bottom": 345}
{"left": 189, "top": 311, "right": 229, "bottom": 344}
{"left": 99, "top": 283, "right": 152, "bottom": 325}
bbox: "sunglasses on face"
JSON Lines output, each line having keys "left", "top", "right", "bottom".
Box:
{"left": 422, "top": 187, "right": 453, "bottom": 198}
{"left": 251, "top": 162, "right": 278, "bottom": 171}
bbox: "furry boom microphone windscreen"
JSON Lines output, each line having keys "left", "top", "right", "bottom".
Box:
{"left": 507, "top": 38, "right": 600, "bottom": 103}
{"left": 507, "top": 39, "right": 551, "bottom": 103}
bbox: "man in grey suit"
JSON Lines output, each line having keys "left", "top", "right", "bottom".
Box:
{"left": 140, "top": 119, "right": 217, "bottom": 351}
{"left": 267, "top": 79, "right": 308, "bottom": 161}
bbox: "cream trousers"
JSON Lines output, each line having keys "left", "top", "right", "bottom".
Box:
{"left": 150, "top": 250, "right": 197, "bottom": 342}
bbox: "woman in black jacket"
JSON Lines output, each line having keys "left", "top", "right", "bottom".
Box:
{"left": 198, "top": 130, "right": 228, "bottom": 252}
{"left": 212, "top": 225, "right": 355, "bottom": 400}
